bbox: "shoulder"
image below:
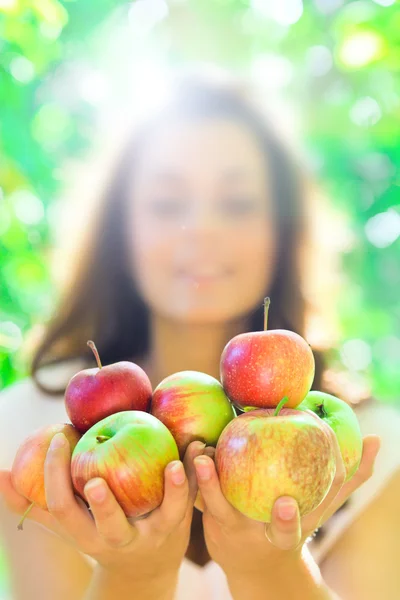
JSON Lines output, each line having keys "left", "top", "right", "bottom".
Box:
{"left": 0, "top": 359, "right": 84, "bottom": 470}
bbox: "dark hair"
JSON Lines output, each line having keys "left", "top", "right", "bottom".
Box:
{"left": 30, "top": 71, "right": 367, "bottom": 562}
{"left": 32, "top": 73, "right": 325, "bottom": 391}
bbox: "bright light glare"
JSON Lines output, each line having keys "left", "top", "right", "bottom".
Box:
{"left": 80, "top": 71, "right": 109, "bottom": 105}
{"left": 128, "top": 0, "right": 169, "bottom": 34}
{"left": 365, "top": 209, "right": 400, "bottom": 248}
{"left": 372, "top": 0, "right": 395, "bottom": 6}
{"left": 350, "top": 96, "right": 382, "bottom": 126}
{"left": 129, "top": 61, "right": 173, "bottom": 123}
{"left": 0, "top": 0, "right": 18, "bottom": 11}
{"left": 339, "top": 31, "right": 384, "bottom": 67}
{"left": 251, "top": 0, "right": 303, "bottom": 25}
{"left": 250, "top": 55, "right": 293, "bottom": 89}
{"left": 340, "top": 339, "right": 372, "bottom": 371}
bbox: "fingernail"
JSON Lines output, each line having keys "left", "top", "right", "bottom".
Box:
{"left": 194, "top": 441, "right": 206, "bottom": 452}
{"left": 194, "top": 457, "right": 211, "bottom": 481}
{"left": 169, "top": 461, "right": 185, "bottom": 486}
{"left": 278, "top": 501, "right": 297, "bottom": 520}
{"left": 49, "top": 433, "right": 66, "bottom": 451}
{"left": 85, "top": 479, "right": 106, "bottom": 503}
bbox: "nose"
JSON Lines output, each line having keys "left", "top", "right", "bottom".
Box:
{"left": 181, "top": 204, "right": 219, "bottom": 235}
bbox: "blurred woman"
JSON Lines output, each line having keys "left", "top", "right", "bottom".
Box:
{"left": 0, "top": 72, "right": 399, "bottom": 600}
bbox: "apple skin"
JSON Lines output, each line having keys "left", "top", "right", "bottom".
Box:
{"left": 11, "top": 423, "right": 81, "bottom": 510}
{"left": 215, "top": 408, "right": 336, "bottom": 522}
{"left": 297, "top": 391, "right": 363, "bottom": 482}
{"left": 220, "top": 329, "right": 315, "bottom": 410}
{"left": 65, "top": 361, "right": 152, "bottom": 433}
{"left": 151, "top": 371, "right": 236, "bottom": 457}
{"left": 71, "top": 411, "right": 179, "bottom": 518}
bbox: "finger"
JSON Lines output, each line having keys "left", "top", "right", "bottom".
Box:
{"left": 194, "top": 447, "right": 215, "bottom": 512}
{"left": 182, "top": 441, "right": 206, "bottom": 502}
{"left": 142, "top": 460, "right": 189, "bottom": 535}
{"left": 0, "top": 470, "right": 62, "bottom": 534}
{"left": 301, "top": 419, "right": 346, "bottom": 532}
{"left": 84, "top": 478, "right": 135, "bottom": 548}
{"left": 265, "top": 496, "right": 302, "bottom": 551}
{"left": 45, "top": 433, "right": 96, "bottom": 542}
{"left": 194, "top": 455, "right": 239, "bottom": 526}
{"left": 318, "top": 434, "right": 381, "bottom": 523}
{"left": 203, "top": 446, "right": 216, "bottom": 460}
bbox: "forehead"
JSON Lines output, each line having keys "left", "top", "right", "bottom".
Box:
{"left": 133, "top": 117, "right": 268, "bottom": 185}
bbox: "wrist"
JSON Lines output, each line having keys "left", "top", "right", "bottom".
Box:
{"left": 91, "top": 564, "right": 179, "bottom": 600}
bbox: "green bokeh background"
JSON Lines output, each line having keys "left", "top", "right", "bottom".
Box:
{"left": 0, "top": 0, "right": 400, "bottom": 594}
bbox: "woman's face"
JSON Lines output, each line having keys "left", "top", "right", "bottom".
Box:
{"left": 126, "top": 117, "right": 278, "bottom": 324}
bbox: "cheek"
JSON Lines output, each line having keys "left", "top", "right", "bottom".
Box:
{"left": 126, "top": 209, "right": 176, "bottom": 290}
{"left": 225, "top": 219, "right": 277, "bottom": 285}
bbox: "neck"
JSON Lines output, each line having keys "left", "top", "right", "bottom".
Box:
{"left": 144, "top": 313, "right": 249, "bottom": 387}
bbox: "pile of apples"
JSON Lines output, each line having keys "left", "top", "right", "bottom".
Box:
{"left": 11, "top": 298, "right": 363, "bottom": 528}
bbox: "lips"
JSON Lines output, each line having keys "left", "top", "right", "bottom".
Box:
{"left": 176, "top": 267, "right": 231, "bottom": 284}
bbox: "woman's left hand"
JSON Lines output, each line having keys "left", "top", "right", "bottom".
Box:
{"left": 194, "top": 416, "right": 381, "bottom": 577}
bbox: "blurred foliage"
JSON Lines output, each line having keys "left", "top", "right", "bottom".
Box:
{"left": 0, "top": 0, "right": 399, "bottom": 404}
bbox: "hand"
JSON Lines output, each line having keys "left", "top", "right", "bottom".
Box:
{"left": 194, "top": 415, "right": 381, "bottom": 577}
{"left": 0, "top": 435, "right": 206, "bottom": 579}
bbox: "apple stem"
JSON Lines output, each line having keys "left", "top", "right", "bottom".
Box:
{"left": 274, "top": 396, "right": 289, "bottom": 417}
{"left": 316, "top": 402, "right": 328, "bottom": 419}
{"left": 87, "top": 340, "right": 102, "bottom": 369}
{"left": 96, "top": 435, "right": 111, "bottom": 443}
{"left": 17, "top": 502, "right": 34, "bottom": 531}
{"left": 263, "top": 297, "right": 271, "bottom": 331}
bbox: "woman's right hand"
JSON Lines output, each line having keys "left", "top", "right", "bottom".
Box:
{"left": 0, "top": 434, "right": 206, "bottom": 580}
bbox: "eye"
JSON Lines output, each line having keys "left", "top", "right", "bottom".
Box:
{"left": 147, "top": 197, "right": 186, "bottom": 218}
{"left": 219, "top": 197, "right": 259, "bottom": 216}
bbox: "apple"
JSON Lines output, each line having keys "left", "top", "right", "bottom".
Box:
{"left": 65, "top": 341, "right": 152, "bottom": 433}
{"left": 151, "top": 371, "right": 236, "bottom": 457}
{"left": 215, "top": 399, "right": 336, "bottom": 522}
{"left": 220, "top": 298, "right": 315, "bottom": 410}
{"left": 71, "top": 410, "right": 179, "bottom": 518}
{"left": 297, "top": 391, "right": 363, "bottom": 482}
{"left": 11, "top": 423, "right": 81, "bottom": 529}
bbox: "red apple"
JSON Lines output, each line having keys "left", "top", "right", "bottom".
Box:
{"left": 11, "top": 423, "right": 81, "bottom": 528}
{"left": 151, "top": 370, "right": 236, "bottom": 457}
{"left": 215, "top": 401, "right": 336, "bottom": 522}
{"left": 65, "top": 341, "right": 152, "bottom": 433}
{"left": 71, "top": 410, "right": 179, "bottom": 518}
{"left": 220, "top": 298, "right": 315, "bottom": 410}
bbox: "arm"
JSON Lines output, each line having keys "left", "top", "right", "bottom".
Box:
{"left": 320, "top": 467, "right": 400, "bottom": 600}
{"left": 227, "top": 545, "right": 341, "bottom": 600}
{"left": 85, "top": 564, "right": 179, "bottom": 600}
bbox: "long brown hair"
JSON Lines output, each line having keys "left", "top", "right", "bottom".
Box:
{"left": 31, "top": 72, "right": 334, "bottom": 393}
{"left": 30, "top": 71, "right": 371, "bottom": 562}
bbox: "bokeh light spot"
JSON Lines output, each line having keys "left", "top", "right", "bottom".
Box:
{"left": 365, "top": 209, "right": 400, "bottom": 248}
{"left": 340, "top": 339, "right": 372, "bottom": 371}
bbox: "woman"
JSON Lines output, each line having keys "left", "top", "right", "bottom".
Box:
{"left": 0, "top": 72, "right": 399, "bottom": 600}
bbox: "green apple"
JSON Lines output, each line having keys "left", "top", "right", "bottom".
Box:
{"left": 297, "top": 391, "right": 363, "bottom": 482}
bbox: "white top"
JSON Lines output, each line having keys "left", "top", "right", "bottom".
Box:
{"left": 1, "top": 360, "right": 400, "bottom": 600}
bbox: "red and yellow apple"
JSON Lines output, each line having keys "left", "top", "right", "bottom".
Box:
{"left": 215, "top": 404, "right": 336, "bottom": 522}
{"left": 71, "top": 410, "right": 179, "bottom": 518}
{"left": 11, "top": 423, "right": 81, "bottom": 527}
{"left": 65, "top": 341, "right": 152, "bottom": 433}
{"left": 151, "top": 371, "right": 236, "bottom": 457}
{"left": 220, "top": 298, "right": 315, "bottom": 410}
